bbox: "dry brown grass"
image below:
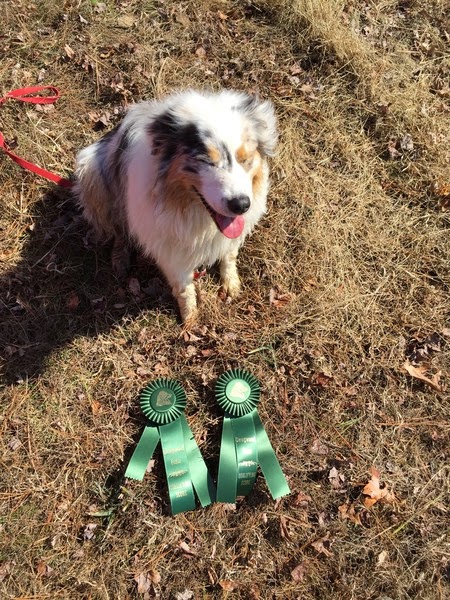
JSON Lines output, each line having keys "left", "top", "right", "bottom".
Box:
{"left": 1, "top": 0, "right": 449, "bottom": 598}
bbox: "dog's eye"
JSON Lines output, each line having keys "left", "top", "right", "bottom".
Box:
{"left": 196, "top": 157, "right": 216, "bottom": 167}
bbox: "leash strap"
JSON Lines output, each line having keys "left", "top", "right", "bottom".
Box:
{"left": 0, "top": 86, "right": 72, "bottom": 188}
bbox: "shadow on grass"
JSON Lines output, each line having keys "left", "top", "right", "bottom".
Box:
{"left": 0, "top": 184, "right": 176, "bottom": 383}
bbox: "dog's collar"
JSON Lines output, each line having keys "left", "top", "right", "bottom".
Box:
{"left": 193, "top": 266, "right": 207, "bottom": 280}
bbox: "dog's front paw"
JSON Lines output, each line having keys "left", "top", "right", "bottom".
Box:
{"left": 176, "top": 285, "right": 198, "bottom": 324}
{"left": 220, "top": 274, "right": 241, "bottom": 299}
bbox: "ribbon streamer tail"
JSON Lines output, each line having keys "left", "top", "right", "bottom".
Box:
{"left": 231, "top": 413, "right": 258, "bottom": 497}
{"left": 159, "top": 419, "right": 197, "bottom": 514}
{"left": 180, "top": 415, "right": 216, "bottom": 507}
{"left": 125, "top": 426, "right": 160, "bottom": 481}
{"left": 217, "top": 417, "right": 238, "bottom": 503}
{"left": 253, "top": 412, "right": 290, "bottom": 499}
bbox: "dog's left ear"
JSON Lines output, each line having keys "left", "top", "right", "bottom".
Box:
{"left": 240, "top": 95, "right": 278, "bottom": 157}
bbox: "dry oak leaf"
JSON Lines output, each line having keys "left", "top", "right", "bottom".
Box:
{"left": 291, "top": 561, "right": 308, "bottom": 582}
{"left": 311, "top": 532, "right": 333, "bottom": 556}
{"left": 338, "top": 502, "right": 362, "bottom": 525}
{"left": 219, "top": 580, "right": 240, "bottom": 591}
{"left": 280, "top": 514, "right": 291, "bottom": 540}
{"left": 269, "top": 287, "right": 291, "bottom": 308}
{"left": 134, "top": 572, "right": 152, "bottom": 595}
{"left": 178, "top": 540, "right": 197, "bottom": 556}
{"left": 362, "top": 467, "right": 395, "bottom": 508}
{"left": 403, "top": 360, "right": 444, "bottom": 392}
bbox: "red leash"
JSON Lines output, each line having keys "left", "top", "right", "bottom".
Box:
{"left": 0, "top": 86, "right": 72, "bottom": 188}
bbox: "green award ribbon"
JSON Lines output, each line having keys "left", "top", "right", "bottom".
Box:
{"left": 216, "top": 369, "right": 290, "bottom": 503}
{"left": 125, "top": 379, "right": 216, "bottom": 515}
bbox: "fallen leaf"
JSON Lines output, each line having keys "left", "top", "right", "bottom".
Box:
{"left": 175, "top": 591, "right": 194, "bottom": 600}
{"left": 289, "top": 64, "right": 303, "bottom": 75}
{"left": 293, "top": 491, "right": 312, "bottom": 507}
{"left": 36, "top": 559, "right": 54, "bottom": 577}
{"left": 338, "top": 502, "right": 362, "bottom": 525}
{"left": 175, "top": 12, "right": 190, "bottom": 27}
{"left": 310, "top": 438, "right": 328, "bottom": 455}
{"left": 91, "top": 400, "right": 102, "bottom": 415}
{"left": 136, "top": 366, "right": 152, "bottom": 377}
{"left": 291, "top": 561, "right": 307, "bottom": 582}
{"left": 311, "top": 532, "right": 333, "bottom": 556}
{"left": 195, "top": 46, "right": 206, "bottom": 58}
{"left": 407, "top": 333, "right": 441, "bottom": 363}
{"left": 185, "top": 345, "right": 197, "bottom": 358}
{"left": 377, "top": 550, "right": 388, "bottom": 567}
{"left": 64, "top": 44, "right": 75, "bottom": 59}
{"left": 399, "top": 134, "right": 414, "bottom": 151}
{"left": 94, "top": 2, "right": 106, "bottom": 13}
{"left": 200, "top": 349, "right": 215, "bottom": 357}
{"left": 8, "top": 437, "right": 22, "bottom": 451}
{"left": 66, "top": 291, "right": 80, "bottom": 311}
{"left": 135, "top": 572, "right": 152, "bottom": 595}
{"left": 219, "top": 580, "right": 240, "bottom": 591}
{"left": 280, "top": 515, "right": 291, "bottom": 540}
{"left": 178, "top": 541, "right": 197, "bottom": 556}
{"left": 328, "top": 466, "right": 345, "bottom": 490}
{"left": 248, "top": 586, "right": 261, "bottom": 600}
{"left": 154, "top": 362, "right": 170, "bottom": 376}
{"left": 148, "top": 569, "right": 161, "bottom": 585}
{"left": 387, "top": 139, "right": 401, "bottom": 160}
{"left": 314, "top": 372, "right": 333, "bottom": 387}
{"left": 403, "top": 360, "right": 444, "bottom": 392}
{"left": 82, "top": 523, "right": 98, "bottom": 541}
{"left": 317, "top": 511, "right": 327, "bottom": 528}
{"left": 362, "top": 467, "right": 395, "bottom": 508}
{"left": 269, "top": 287, "right": 291, "bottom": 308}
{"left": 128, "top": 277, "right": 141, "bottom": 297}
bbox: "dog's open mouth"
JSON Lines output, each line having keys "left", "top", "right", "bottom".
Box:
{"left": 193, "top": 187, "right": 245, "bottom": 239}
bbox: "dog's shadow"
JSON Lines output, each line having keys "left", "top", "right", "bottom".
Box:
{"left": 1, "top": 184, "right": 177, "bottom": 383}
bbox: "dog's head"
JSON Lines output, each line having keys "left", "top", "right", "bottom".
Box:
{"left": 149, "top": 91, "right": 278, "bottom": 238}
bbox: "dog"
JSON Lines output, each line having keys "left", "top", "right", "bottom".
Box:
{"left": 74, "top": 89, "right": 277, "bottom": 323}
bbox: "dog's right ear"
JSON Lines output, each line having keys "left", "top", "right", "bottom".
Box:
{"left": 238, "top": 95, "right": 278, "bottom": 158}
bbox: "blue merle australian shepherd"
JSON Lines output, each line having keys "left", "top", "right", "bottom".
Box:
{"left": 74, "top": 90, "right": 277, "bottom": 323}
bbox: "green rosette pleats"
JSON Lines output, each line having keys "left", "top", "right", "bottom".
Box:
{"left": 216, "top": 369, "right": 290, "bottom": 503}
{"left": 125, "top": 379, "right": 216, "bottom": 515}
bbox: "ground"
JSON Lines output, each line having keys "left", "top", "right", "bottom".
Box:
{"left": 1, "top": 1, "right": 449, "bottom": 599}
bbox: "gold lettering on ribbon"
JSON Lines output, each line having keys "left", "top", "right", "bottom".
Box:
{"left": 171, "top": 480, "right": 191, "bottom": 490}
{"left": 239, "top": 460, "right": 257, "bottom": 467}
{"left": 171, "top": 458, "right": 182, "bottom": 465}
{"left": 164, "top": 446, "right": 184, "bottom": 455}
{"left": 168, "top": 469, "right": 188, "bottom": 478}
{"left": 235, "top": 437, "right": 256, "bottom": 443}
{"left": 238, "top": 472, "right": 257, "bottom": 479}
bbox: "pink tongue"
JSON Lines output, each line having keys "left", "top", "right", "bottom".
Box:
{"left": 214, "top": 214, "right": 245, "bottom": 239}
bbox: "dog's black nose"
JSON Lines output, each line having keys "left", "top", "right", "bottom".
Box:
{"left": 227, "top": 195, "right": 250, "bottom": 215}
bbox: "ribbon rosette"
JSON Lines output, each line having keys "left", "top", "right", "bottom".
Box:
{"left": 216, "top": 369, "right": 290, "bottom": 503}
{"left": 125, "top": 379, "right": 216, "bottom": 515}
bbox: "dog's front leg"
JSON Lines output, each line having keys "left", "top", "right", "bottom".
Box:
{"left": 220, "top": 248, "right": 241, "bottom": 299}
{"left": 161, "top": 265, "right": 197, "bottom": 324}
